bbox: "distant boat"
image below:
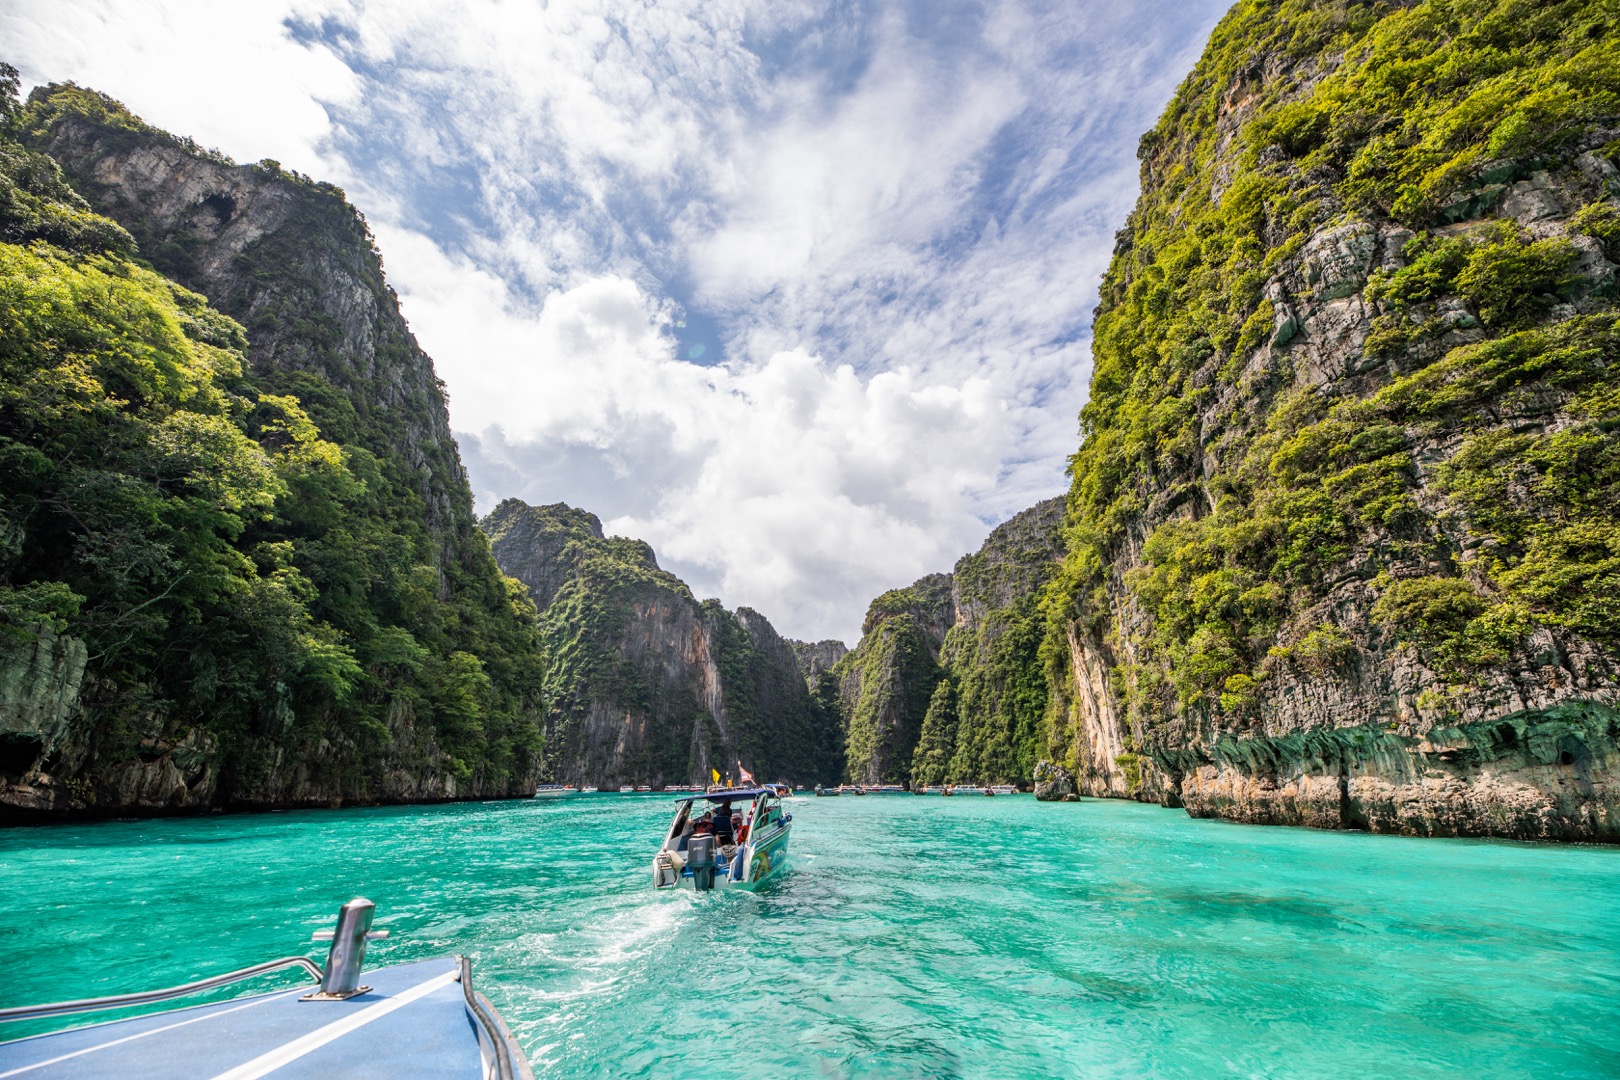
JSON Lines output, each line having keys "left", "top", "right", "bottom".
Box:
{"left": 815, "top": 785, "right": 839, "bottom": 797}
{"left": 619, "top": 785, "right": 635, "bottom": 793}
{"left": 866, "top": 784, "right": 906, "bottom": 795}
{"left": 989, "top": 785, "right": 1018, "bottom": 795}
{"left": 636, "top": 784, "right": 652, "bottom": 793}
{"left": 534, "top": 784, "right": 577, "bottom": 798}
{"left": 918, "top": 785, "right": 943, "bottom": 795}
{"left": 580, "top": 786, "right": 599, "bottom": 794}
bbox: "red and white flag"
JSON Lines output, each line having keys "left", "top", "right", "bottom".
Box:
{"left": 737, "top": 762, "right": 756, "bottom": 785}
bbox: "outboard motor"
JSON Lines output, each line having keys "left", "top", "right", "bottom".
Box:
{"left": 688, "top": 834, "right": 717, "bottom": 891}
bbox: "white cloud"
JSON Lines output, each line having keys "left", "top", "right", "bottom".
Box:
{"left": 377, "top": 224, "right": 1004, "bottom": 637}
{"left": 4, "top": 0, "right": 1231, "bottom": 642}
{"left": 1, "top": 0, "right": 357, "bottom": 178}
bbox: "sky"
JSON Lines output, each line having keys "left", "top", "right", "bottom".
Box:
{"left": 3, "top": 0, "right": 1229, "bottom": 644}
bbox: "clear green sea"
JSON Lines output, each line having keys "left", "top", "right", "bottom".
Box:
{"left": 1, "top": 794, "right": 1617, "bottom": 1078}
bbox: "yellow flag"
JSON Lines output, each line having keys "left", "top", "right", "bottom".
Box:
{"left": 711, "top": 768, "right": 721, "bottom": 785}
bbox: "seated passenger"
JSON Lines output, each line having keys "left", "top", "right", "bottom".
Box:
{"left": 732, "top": 811, "right": 747, "bottom": 842}
{"left": 692, "top": 811, "right": 714, "bottom": 836}
{"left": 713, "top": 803, "right": 735, "bottom": 844}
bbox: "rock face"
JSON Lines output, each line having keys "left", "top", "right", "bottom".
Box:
{"left": 0, "top": 625, "right": 89, "bottom": 812}
{"left": 836, "top": 574, "right": 953, "bottom": 785}
{"left": 788, "top": 640, "right": 849, "bottom": 681}
{"left": 1046, "top": 0, "right": 1620, "bottom": 841}
{"left": 836, "top": 498, "right": 1067, "bottom": 785}
{"left": 0, "top": 84, "right": 542, "bottom": 820}
{"left": 26, "top": 96, "right": 471, "bottom": 553}
{"left": 484, "top": 500, "right": 840, "bottom": 787}
{"left": 1031, "top": 760, "right": 1077, "bottom": 802}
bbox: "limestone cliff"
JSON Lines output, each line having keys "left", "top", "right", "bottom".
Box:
{"left": 24, "top": 89, "right": 471, "bottom": 554}
{"left": 834, "top": 498, "right": 1066, "bottom": 785}
{"left": 788, "top": 639, "right": 849, "bottom": 681}
{"left": 835, "top": 574, "right": 953, "bottom": 784}
{"left": 1045, "top": 0, "right": 1620, "bottom": 841}
{"left": 0, "top": 81, "right": 542, "bottom": 820}
{"left": 913, "top": 497, "right": 1066, "bottom": 786}
{"left": 484, "top": 500, "right": 840, "bottom": 787}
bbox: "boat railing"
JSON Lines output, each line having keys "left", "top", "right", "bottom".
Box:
{"left": 0, "top": 896, "right": 389, "bottom": 1023}
{"left": 460, "top": 955, "right": 532, "bottom": 1080}
{"left": 0, "top": 955, "right": 325, "bottom": 1023}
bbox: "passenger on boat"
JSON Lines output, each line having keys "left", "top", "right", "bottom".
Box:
{"left": 732, "top": 811, "right": 747, "bottom": 843}
{"left": 713, "top": 803, "right": 735, "bottom": 845}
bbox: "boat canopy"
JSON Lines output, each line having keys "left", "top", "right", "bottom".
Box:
{"left": 672, "top": 787, "right": 775, "bottom": 803}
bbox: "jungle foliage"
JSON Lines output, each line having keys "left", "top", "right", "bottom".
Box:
{"left": 0, "top": 67, "right": 543, "bottom": 803}
{"left": 1046, "top": 0, "right": 1620, "bottom": 761}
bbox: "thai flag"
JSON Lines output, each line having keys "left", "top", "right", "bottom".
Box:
{"left": 737, "top": 762, "right": 755, "bottom": 785}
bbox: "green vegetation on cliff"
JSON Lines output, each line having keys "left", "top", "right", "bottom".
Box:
{"left": 830, "top": 500, "right": 1065, "bottom": 788}
{"left": 0, "top": 70, "right": 543, "bottom": 813}
{"left": 1045, "top": 0, "right": 1620, "bottom": 773}
{"left": 484, "top": 499, "right": 840, "bottom": 786}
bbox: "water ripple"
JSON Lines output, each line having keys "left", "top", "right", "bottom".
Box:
{"left": 3, "top": 796, "right": 1619, "bottom": 1077}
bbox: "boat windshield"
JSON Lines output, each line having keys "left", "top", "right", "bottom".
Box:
{"left": 663, "top": 792, "right": 778, "bottom": 848}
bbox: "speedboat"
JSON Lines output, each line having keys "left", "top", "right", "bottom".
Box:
{"left": 0, "top": 898, "right": 530, "bottom": 1078}
{"left": 618, "top": 785, "right": 635, "bottom": 793}
{"left": 815, "top": 785, "right": 839, "bottom": 797}
{"left": 652, "top": 788, "right": 792, "bottom": 892}
{"left": 989, "top": 785, "right": 1018, "bottom": 795}
{"left": 533, "top": 784, "right": 576, "bottom": 798}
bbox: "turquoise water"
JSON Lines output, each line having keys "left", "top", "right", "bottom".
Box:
{"left": 2, "top": 795, "right": 1617, "bottom": 1078}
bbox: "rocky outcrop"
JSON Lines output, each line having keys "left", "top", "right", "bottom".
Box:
{"left": 835, "top": 497, "right": 1067, "bottom": 786}
{"left": 789, "top": 639, "right": 848, "bottom": 681}
{"left": 1, "top": 85, "right": 542, "bottom": 821}
{"left": 0, "top": 624, "right": 89, "bottom": 812}
{"left": 24, "top": 96, "right": 473, "bottom": 551}
{"left": 1046, "top": 0, "right": 1620, "bottom": 841}
{"left": 484, "top": 499, "right": 839, "bottom": 787}
{"left": 0, "top": 625, "right": 86, "bottom": 757}
{"left": 1031, "top": 760, "right": 1077, "bottom": 802}
{"left": 835, "top": 574, "right": 953, "bottom": 784}
{"left": 1166, "top": 702, "right": 1620, "bottom": 841}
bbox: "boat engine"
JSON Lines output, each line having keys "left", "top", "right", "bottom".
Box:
{"left": 688, "top": 834, "right": 717, "bottom": 891}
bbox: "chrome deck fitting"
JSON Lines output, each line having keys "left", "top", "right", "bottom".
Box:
{"left": 302, "top": 897, "right": 390, "bottom": 1001}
